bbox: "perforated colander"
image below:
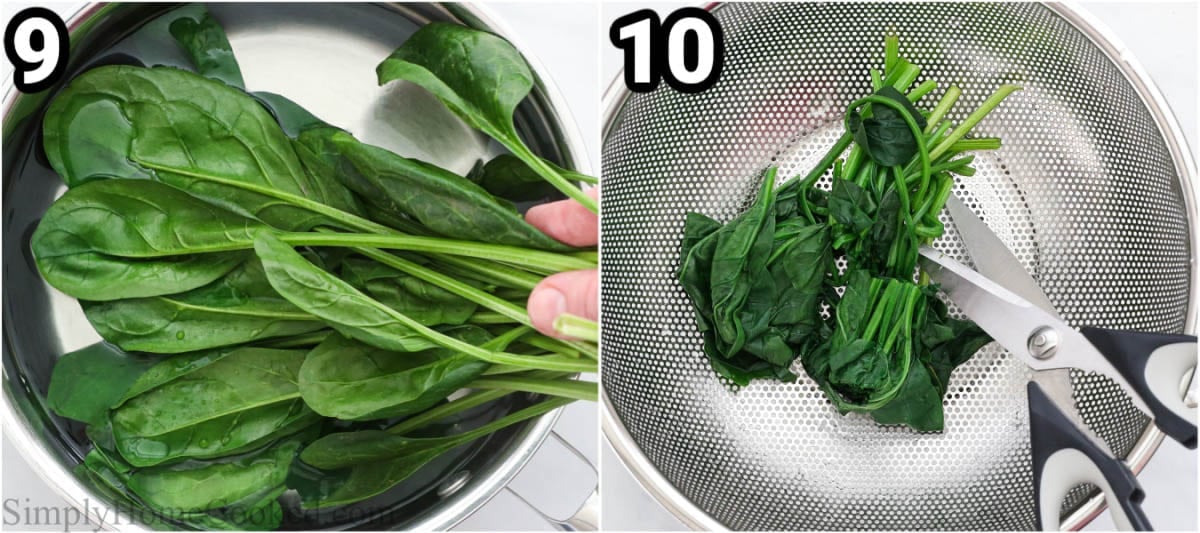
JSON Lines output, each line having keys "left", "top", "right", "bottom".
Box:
{"left": 599, "top": 2, "right": 1196, "bottom": 530}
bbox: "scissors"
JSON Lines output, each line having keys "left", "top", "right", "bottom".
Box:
{"left": 918, "top": 195, "right": 1197, "bottom": 532}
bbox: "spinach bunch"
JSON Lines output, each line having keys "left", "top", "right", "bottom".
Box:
{"left": 35, "top": 7, "right": 596, "bottom": 529}
{"left": 679, "top": 35, "right": 1010, "bottom": 431}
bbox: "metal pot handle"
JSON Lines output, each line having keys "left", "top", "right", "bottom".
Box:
{"left": 506, "top": 430, "right": 599, "bottom": 531}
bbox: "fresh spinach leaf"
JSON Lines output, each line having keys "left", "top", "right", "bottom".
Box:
{"left": 376, "top": 23, "right": 596, "bottom": 213}
{"left": 328, "top": 131, "right": 570, "bottom": 251}
{"left": 42, "top": 65, "right": 336, "bottom": 231}
{"left": 31, "top": 179, "right": 262, "bottom": 300}
{"left": 125, "top": 432, "right": 306, "bottom": 513}
{"left": 298, "top": 327, "right": 492, "bottom": 420}
{"left": 340, "top": 257, "right": 478, "bottom": 326}
{"left": 295, "top": 397, "right": 569, "bottom": 508}
{"left": 168, "top": 11, "right": 244, "bottom": 88}
{"left": 82, "top": 258, "right": 326, "bottom": 353}
{"left": 254, "top": 232, "right": 592, "bottom": 372}
{"left": 111, "top": 347, "right": 312, "bottom": 466}
{"left": 467, "top": 153, "right": 558, "bottom": 202}
{"left": 47, "top": 343, "right": 159, "bottom": 425}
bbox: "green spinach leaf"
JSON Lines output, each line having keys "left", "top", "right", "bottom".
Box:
{"left": 376, "top": 23, "right": 596, "bottom": 212}
{"left": 340, "top": 257, "right": 478, "bottom": 326}
{"left": 168, "top": 11, "right": 244, "bottom": 88}
{"left": 111, "top": 347, "right": 313, "bottom": 466}
{"left": 47, "top": 343, "right": 159, "bottom": 425}
{"left": 254, "top": 232, "right": 592, "bottom": 372}
{"left": 42, "top": 65, "right": 335, "bottom": 231}
{"left": 328, "top": 132, "right": 570, "bottom": 251}
{"left": 125, "top": 432, "right": 306, "bottom": 513}
{"left": 82, "top": 258, "right": 325, "bottom": 353}
{"left": 298, "top": 327, "right": 492, "bottom": 420}
{"left": 295, "top": 397, "right": 569, "bottom": 508}
{"left": 31, "top": 169, "right": 263, "bottom": 301}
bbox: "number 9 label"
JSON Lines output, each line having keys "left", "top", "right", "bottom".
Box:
{"left": 4, "top": 7, "right": 69, "bottom": 93}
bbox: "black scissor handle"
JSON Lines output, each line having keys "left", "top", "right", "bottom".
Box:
{"left": 1080, "top": 327, "right": 1197, "bottom": 449}
{"left": 1028, "top": 382, "right": 1152, "bottom": 531}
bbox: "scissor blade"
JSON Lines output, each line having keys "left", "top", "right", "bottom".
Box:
{"left": 918, "top": 247, "right": 1154, "bottom": 418}
{"left": 1031, "top": 369, "right": 1117, "bottom": 454}
{"left": 944, "top": 195, "right": 1057, "bottom": 315}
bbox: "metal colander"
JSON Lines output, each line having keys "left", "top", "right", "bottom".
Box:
{"left": 599, "top": 2, "right": 1195, "bottom": 530}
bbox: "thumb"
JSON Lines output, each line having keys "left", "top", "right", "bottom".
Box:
{"left": 526, "top": 269, "right": 598, "bottom": 339}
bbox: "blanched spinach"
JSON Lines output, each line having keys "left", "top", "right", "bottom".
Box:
{"left": 677, "top": 34, "right": 1013, "bottom": 430}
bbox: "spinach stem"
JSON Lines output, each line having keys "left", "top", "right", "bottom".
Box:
{"left": 924, "top": 86, "right": 961, "bottom": 134}
{"left": 929, "top": 85, "right": 1021, "bottom": 160}
{"left": 781, "top": 132, "right": 853, "bottom": 196}
{"left": 136, "top": 159, "right": 547, "bottom": 288}
{"left": 387, "top": 389, "right": 515, "bottom": 435}
{"left": 510, "top": 144, "right": 598, "bottom": 213}
{"left": 471, "top": 376, "right": 597, "bottom": 402}
{"left": 906, "top": 80, "right": 937, "bottom": 102}
{"left": 339, "top": 245, "right": 594, "bottom": 360}
{"left": 468, "top": 311, "right": 517, "bottom": 325}
{"left": 431, "top": 397, "right": 573, "bottom": 446}
{"left": 552, "top": 313, "right": 599, "bottom": 343}
{"left": 280, "top": 233, "right": 594, "bottom": 274}
{"left": 519, "top": 334, "right": 585, "bottom": 359}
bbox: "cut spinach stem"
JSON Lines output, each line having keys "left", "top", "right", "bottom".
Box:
{"left": 906, "top": 79, "right": 937, "bottom": 102}
{"left": 552, "top": 313, "right": 599, "bottom": 343}
{"left": 929, "top": 84, "right": 1021, "bottom": 159}
{"left": 924, "top": 86, "right": 961, "bottom": 134}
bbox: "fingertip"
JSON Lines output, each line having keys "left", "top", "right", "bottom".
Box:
{"left": 527, "top": 284, "right": 566, "bottom": 337}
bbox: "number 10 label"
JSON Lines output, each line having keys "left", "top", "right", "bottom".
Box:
{"left": 610, "top": 8, "right": 725, "bottom": 94}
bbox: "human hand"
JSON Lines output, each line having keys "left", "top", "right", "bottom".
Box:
{"left": 525, "top": 188, "right": 599, "bottom": 338}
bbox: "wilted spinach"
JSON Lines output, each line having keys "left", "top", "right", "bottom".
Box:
{"left": 677, "top": 34, "right": 1017, "bottom": 430}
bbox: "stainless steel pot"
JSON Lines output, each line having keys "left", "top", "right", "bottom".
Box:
{"left": 2, "top": 2, "right": 592, "bottom": 530}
